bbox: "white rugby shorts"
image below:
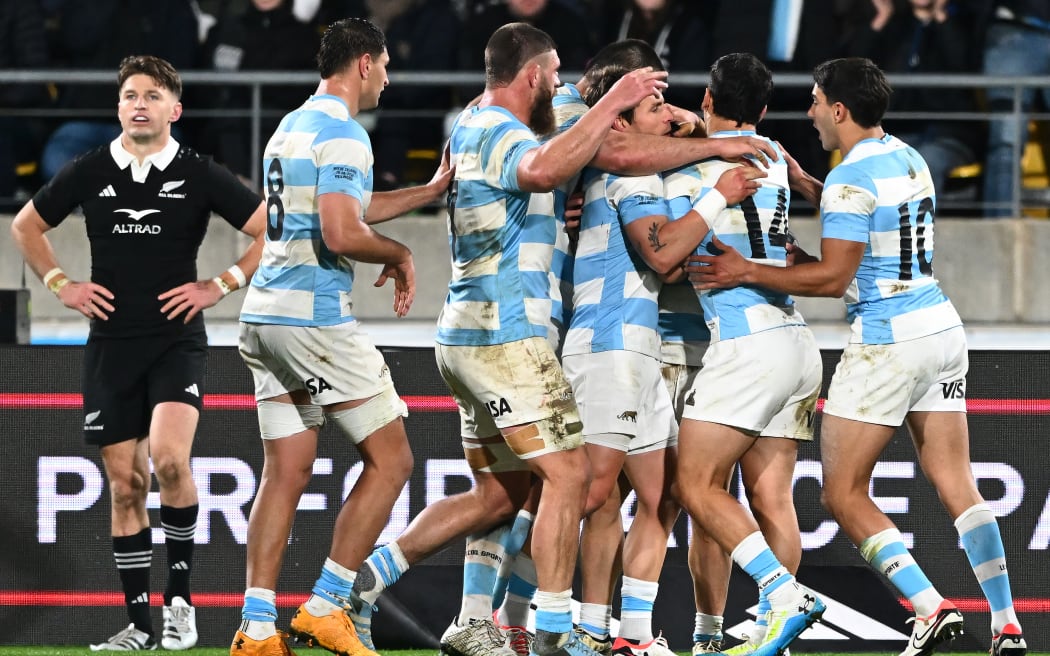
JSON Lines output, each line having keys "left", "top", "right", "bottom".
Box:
{"left": 824, "top": 325, "right": 968, "bottom": 426}
{"left": 682, "top": 324, "right": 822, "bottom": 440}
{"left": 239, "top": 321, "right": 397, "bottom": 405}
{"left": 436, "top": 336, "right": 583, "bottom": 466}
{"left": 562, "top": 349, "right": 678, "bottom": 454}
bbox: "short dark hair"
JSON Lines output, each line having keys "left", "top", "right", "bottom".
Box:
{"left": 118, "top": 55, "right": 182, "bottom": 99}
{"left": 582, "top": 39, "right": 663, "bottom": 84}
{"left": 581, "top": 40, "right": 664, "bottom": 121}
{"left": 813, "top": 57, "right": 891, "bottom": 129}
{"left": 484, "top": 22, "right": 556, "bottom": 87}
{"left": 317, "top": 17, "right": 386, "bottom": 79}
{"left": 709, "top": 53, "right": 772, "bottom": 127}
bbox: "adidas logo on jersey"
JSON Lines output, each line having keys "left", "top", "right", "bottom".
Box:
{"left": 98, "top": 185, "right": 116, "bottom": 197}
{"left": 184, "top": 384, "right": 199, "bottom": 397}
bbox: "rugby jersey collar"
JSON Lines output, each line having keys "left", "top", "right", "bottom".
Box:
{"left": 305, "top": 94, "right": 351, "bottom": 119}
{"left": 710, "top": 129, "right": 757, "bottom": 138}
{"left": 559, "top": 83, "right": 582, "bottom": 99}
{"left": 109, "top": 136, "right": 180, "bottom": 183}
{"left": 843, "top": 133, "right": 900, "bottom": 164}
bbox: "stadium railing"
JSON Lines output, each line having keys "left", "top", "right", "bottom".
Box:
{"left": 1, "top": 70, "right": 1049, "bottom": 216}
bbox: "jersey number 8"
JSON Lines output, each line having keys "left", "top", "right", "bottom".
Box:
{"left": 266, "top": 159, "right": 285, "bottom": 240}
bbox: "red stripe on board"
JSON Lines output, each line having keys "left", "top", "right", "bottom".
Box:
{"left": 1, "top": 591, "right": 1048, "bottom": 612}
{"left": 0, "top": 591, "right": 308, "bottom": 607}
{"left": 897, "top": 597, "right": 1050, "bottom": 613}
{"left": 3, "top": 393, "right": 1050, "bottom": 414}
{"left": 0, "top": 393, "right": 458, "bottom": 412}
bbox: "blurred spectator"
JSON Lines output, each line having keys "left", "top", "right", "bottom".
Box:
{"left": 979, "top": 0, "right": 1050, "bottom": 217}
{"left": 461, "top": 1, "right": 595, "bottom": 87}
{"left": 197, "top": 0, "right": 319, "bottom": 181}
{"left": 597, "top": 0, "right": 716, "bottom": 107}
{"left": 363, "top": 0, "right": 461, "bottom": 190}
{"left": 710, "top": 0, "right": 864, "bottom": 189}
{"left": 314, "top": 0, "right": 367, "bottom": 25}
{"left": 847, "top": 0, "right": 986, "bottom": 203}
{"left": 0, "top": 0, "right": 50, "bottom": 202}
{"left": 40, "top": 0, "right": 198, "bottom": 180}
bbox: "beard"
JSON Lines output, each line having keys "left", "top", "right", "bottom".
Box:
{"left": 527, "top": 85, "right": 556, "bottom": 137}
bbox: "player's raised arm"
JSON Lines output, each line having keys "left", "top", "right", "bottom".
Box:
{"left": 516, "top": 67, "right": 668, "bottom": 192}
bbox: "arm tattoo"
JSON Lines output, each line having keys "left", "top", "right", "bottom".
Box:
{"left": 648, "top": 221, "right": 665, "bottom": 251}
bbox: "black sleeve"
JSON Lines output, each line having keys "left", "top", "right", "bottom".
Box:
{"left": 205, "top": 158, "right": 263, "bottom": 231}
{"left": 31, "top": 157, "right": 88, "bottom": 227}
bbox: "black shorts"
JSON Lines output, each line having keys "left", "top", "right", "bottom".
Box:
{"left": 81, "top": 333, "right": 207, "bottom": 446}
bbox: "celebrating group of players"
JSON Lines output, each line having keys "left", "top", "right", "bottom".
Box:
{"left": 11, "top": 14, "right": 1028, "bottom": 656}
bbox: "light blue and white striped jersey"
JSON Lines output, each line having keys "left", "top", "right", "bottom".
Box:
{"left": 821, "top": 134, "right": 961, "bottom": 344}
{"left": 656, "top": 154, "right": 712, "bottom": 366}
{"left": 241, "top": 95, "right": 371, "bottom": 326}
{"left": 562, "top": 169, "right": 666, "bottom": 358}
{"left": 656, "top": 280, "right": 709, "bottom": 366}
{"left": 665, "top": 132, "right": 803, "bottom": 342}
{"left": 549, "top": 84, "right": 588, "bottom": 345}
{"left": 436, "top": 106, "right": 554, "bottom": 346}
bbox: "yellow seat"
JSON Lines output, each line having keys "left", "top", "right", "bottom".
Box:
{"left": 15, "top": 161, "right": 37, "bottom": 177}
{"left": 1021, "top": 121, "right": 1048, "bottom": 218}
{"left": 948, "top": 162, "right": 982, "bottom": 179}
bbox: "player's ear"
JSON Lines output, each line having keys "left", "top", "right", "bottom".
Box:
{"left": 359, "top": 53, "right": 373, "bottom": 79}
{"left": 170, "top": 101, "right": 183, "bottom": 123}
{"left": 528, "top": 62, "right": 541, "bottom": 89}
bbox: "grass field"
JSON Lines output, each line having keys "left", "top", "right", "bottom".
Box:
{"left": 1, "top": 650, "right": 1047, "bottom": 656}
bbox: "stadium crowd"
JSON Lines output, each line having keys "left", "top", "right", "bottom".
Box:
{"left": 1, "top": 0, "right": 1048, "bottom": 213}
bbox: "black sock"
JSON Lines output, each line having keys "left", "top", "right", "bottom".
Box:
{"left": 114, "top": 528, "right": 153, "bottom": 636}
{"left": 160, "top": 504, "right": 198, "bottom": 605}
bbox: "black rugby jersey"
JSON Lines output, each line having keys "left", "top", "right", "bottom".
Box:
{"left": 33, "top": 139, "right": 261, "bottom": 339}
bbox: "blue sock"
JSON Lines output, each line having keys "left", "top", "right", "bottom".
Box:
{"left": 492, "top": 511, "right": 534, "bottom": 609}
{"left": 498, "top": 554, "right": 538, "bottom": 628}
{"left": 353, "top": 543, "right": 409, "bottom": 606}
{"left": 956, "top": 504, "right": 1018, "bottom": 630}
{"left": 755, "top": 590, "right": 771, "bottom": 631}
{"left": 731, "top": 533, "right": 793, "bottom": 598}
{"left": 242, "top": 588, "right": 277, "bottom": 622}
{"left": 533, "top": 590, "right": 573, "bottom": 635}
{"left": 312, "top": 559, "right": 354, "bottom": 606}
{"left": 461, "top": 525, "right": 511, "bottom": 620}
{"left": 860, "top": 528, "right": 941, "bottom": 617}
{"left": 693, "top": 612, "right": 724, "bottom": 643}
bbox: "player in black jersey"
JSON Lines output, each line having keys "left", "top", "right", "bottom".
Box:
{"left": 10, "top": 55, "right": 266, "bottom": 652}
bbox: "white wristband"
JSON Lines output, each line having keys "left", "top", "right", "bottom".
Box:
{"left": 42, "top": 267, "right": 64, "bottom": 287}
{"left": 226, "top": 264, "right": 247, "bottom": 289}
{"left": 691, "top": 189, "right": 727, "bottom": 222}
{"left": 212, "top": 276, "right": 232, "bottom": 296}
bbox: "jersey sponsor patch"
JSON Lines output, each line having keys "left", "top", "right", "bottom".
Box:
{"left": 112, "top": 208, "right": 163, "bottom": 234}
{"left": 114, "top": 208, "right": 160, "bottom": 221}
